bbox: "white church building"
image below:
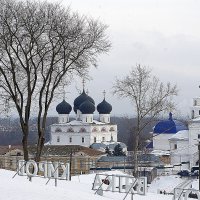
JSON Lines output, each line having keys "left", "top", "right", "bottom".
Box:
{"left": 152, "top": 97, "right": 200, "bottom": 170}
{"left": 49, "top": 89, "right": 118, "bottom": 148}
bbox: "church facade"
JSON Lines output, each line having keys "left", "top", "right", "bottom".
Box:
{"left": 49, "top": 89, "right": 118, "bottom": 147}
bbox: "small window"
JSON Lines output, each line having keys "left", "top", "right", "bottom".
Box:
{"left": 82, "top": 137, "right": 84, "bottom": 143}
{"left": 94, "top": 137, "right": 96, "bottom": 143}
{"left": 80, "top": 159, "right": 84, "bottom": 168}
{"left": 111, "top": 136, "right": 113, "bottom": 141}
{"left": 67, "top": 127, "right": 74, "bottom": 132}
{"left": 92, "top": 127, "right": 98, "bottom": 132}
{"left": 192, "top": 110, "right": 195, "bottom": 119}
{"left": 102, "top": 137, "right": 105, "bottom": 142}
{"left": 69, "top": 137, "right": 72, "bottom": 143}
{"left": 194, "top": 100, "right": 197, "bottom": 106}
{"left": 101, "top": 127, "right": 106, "bottom": 132}
{"left": 199, "top": 110, "right": 200, "bottom": 115}
{"left": 174, "top": 144, "right": 177, "bottom": 149}
{"left": 79, "top": 128, "right": 86, "bottom": 132}
{"left": 110, "top": 127, "right": 115, "bottom": 131}
{"left": 55, "top": 128, "right": 62, "bottom": 132}
{"left": 198, "top": 134, "right": 200, "bottom": 139}
{"left": 57, "top": 136, "right": 60, "bottom": 142}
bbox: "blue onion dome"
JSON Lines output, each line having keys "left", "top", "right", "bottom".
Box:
{"left": 56, "top": 100, "right": 72, "bottom": 114}
{"left": 79, "top": 99, "right": 95, "bottom": 114}
{"left": 153, "top": 112, "right": 188, "bottom": 134}
{"left": 73, "top": 89, "right": 95, "bottom": 113}
{"left": 97, "top": 99, "right": 112, "bottom": 114}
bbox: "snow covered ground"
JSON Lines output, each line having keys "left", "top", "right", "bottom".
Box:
{"left": 0, "top": 169, "right": 197, "bottom": 200}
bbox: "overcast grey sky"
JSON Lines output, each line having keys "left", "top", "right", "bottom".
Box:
{"left": 47, "top": 0, "right": 200, "bottom": 118}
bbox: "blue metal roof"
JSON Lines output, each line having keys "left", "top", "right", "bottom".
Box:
{"left": 153, "top": 112, "right": 188, "bottom": 134}
{"left": 146, "top": 141, "right": 153, "bottom": 149}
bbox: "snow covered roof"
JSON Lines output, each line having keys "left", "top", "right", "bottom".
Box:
{"left": 28, "top": 145, "right": 106, "bottom": 157}
{"left": 90, "top": 143, "right": 107, "bottom": 150}
{"left": 0, "top": 145, "right": 23, "bottom": 155}
{"left": 97, "top": 155, "right": 126, "bottom": 162}
{"left": 151, "top": 150, "right": 170, "bottom": 156}
{"left": 52, "top": 119, "right": 107, "bottom": 126}
{"left": 169, "top": 130, "right": 189, "bottom": 141}
{"left": 191, "top": 117, "right": 200, "bottom": 122}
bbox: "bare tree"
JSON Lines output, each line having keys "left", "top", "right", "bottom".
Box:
{"left": 113, "top": 64, "right": 178, "bottom": 176}
{"left": 0, "top": 0, "right": 111, "bottom": 161}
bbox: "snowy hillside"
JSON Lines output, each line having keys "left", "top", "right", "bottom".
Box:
{"left": 0, "top": 169, "right": 190, "bottom": 200}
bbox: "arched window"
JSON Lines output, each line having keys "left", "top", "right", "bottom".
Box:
{"left": 79, "top": 127, "right": 86, "bottom": 132}
{"left": 67, "top": 127, "right": 74, "bottom": 132}
{"left": 69, "top": 137, "right": 72, "bottom": 143}
{"left": 55, "top": 128, "right": 62, "bottom": 132}
{"left": 192, "top": 110, "right": 194, "bottom": 119}
{"left": 110, "top": 127, "right": 115, "bottom": 131}
{"left": 101, "top": 127, "right": 106, "bottom": 132}
{"left": 57, "top": 136, "right": 60, "bottom": 142}
{"left": 92, "top": 127, "right": 98, "bottom": 132}
{"left": 82, "top": 137, "right": 85, "bottom": 143}
{"left": 111, "top": 135, "right": 113, "bottom": 141}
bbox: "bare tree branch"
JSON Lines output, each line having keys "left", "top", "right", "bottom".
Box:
{"left": 113, "top": 64, "right": 178, "bottom": 176}
{"left": 0, "top": 0, "right": 111, "bottom": 161}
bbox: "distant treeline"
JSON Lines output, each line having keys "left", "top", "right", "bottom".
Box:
{"left": 0, "top": 116, "right": 188, "bottom": 151}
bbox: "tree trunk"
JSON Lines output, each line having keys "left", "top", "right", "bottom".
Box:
{"left": 22, "top": 135, "right": 29, "bottom": 161}
{"left": 35, "top": 131, "right": 45, "bottom": 162}
{"left": 133, "top": 133, "right": 139, "bottom": 177}
{"left": 21, "top": 124, "right": 29, "bottom": 161}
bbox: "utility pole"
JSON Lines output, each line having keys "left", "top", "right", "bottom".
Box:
{"left": 69, "top": 149, "right": 72, "bottom": 181}
{"left": 199, "top": 141, "right": 200, "bottom": 191}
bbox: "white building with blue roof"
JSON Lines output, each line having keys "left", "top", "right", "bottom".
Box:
{"left": 153, "top": 112, "right": 188, "bottom": 151}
